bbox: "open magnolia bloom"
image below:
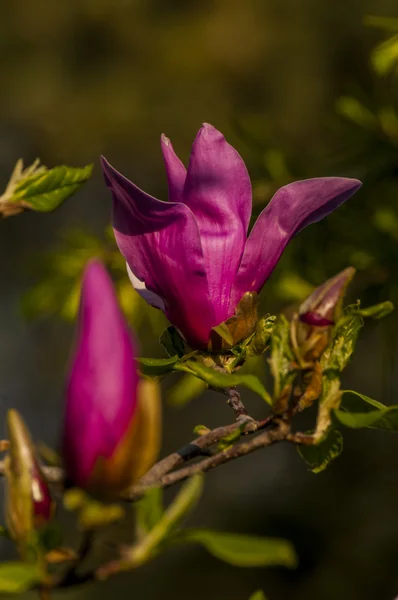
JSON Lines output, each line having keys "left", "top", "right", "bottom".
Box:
{"left": 63, "top": 260, "right": 161, "bottom": 498}
{"left": 101, "top": 124, "right": 362, "bottom": 350}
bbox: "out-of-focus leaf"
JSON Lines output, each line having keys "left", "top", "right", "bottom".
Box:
{"left": 336, "top": 97, "right": 377, "bottom": 129}
{"left": 176, "top": 529, "right": 297, "bottom": 568}
{"left": 371, "top": 35, "right": 398, "bottom": 76}
{"left": 0, "top": 562, "right": 42, "bottom": 593}
{"left": 38, "top": 524, "right": 63, "bottom": 552}
{"left": 167, "top": 374, "right": 207, "bottom": 407}
{"left": 297, "top": 428, "right": 343, "bottom": 473}
{"left": 335, "top": 390, "right": 398, "bottom": 430}
{"left": 136, "top": 487, "right": 164, "bottom": 535}
{"left": 249, "top": 591, "right": 268, "bottom": 600}
{"left": 138, "top": 355, "right": 179, "bottom": 376}
{"left": 364, "top": 15, "right": 398, "bottom": 31}
{"left": 176, "top": 360, "right": 272, "bottom": 404}
{"left": 126, "top": 476, "right": 205, "bottom": 568}
{"left": 274, "top": 272, "right": 313, "bottom": 302}
{"left": 64, "top": 489, "right": 124, "bottom": 530}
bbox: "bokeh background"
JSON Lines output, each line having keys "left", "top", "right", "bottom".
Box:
{"left": 2, "top": 0, "right": 398, "bottom": 598}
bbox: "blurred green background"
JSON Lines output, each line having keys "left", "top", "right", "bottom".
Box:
{"left": 2, "top": 0, "right": 398, "bottom": 598}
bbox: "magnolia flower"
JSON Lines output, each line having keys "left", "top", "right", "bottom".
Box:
{"left": 63, "top": 260, "right": 161, "bottom": 497}
{"left": 101, "top": 124, "right": 361, "bottom": 349}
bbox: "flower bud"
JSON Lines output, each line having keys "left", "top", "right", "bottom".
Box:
{"left": 63, "top": 260, "right": 161, "bottom": 498}
{"left": 299, "top": 267, "right": 355, "bottom": 326}
{"left": 4, "top": 410, "right": 53, "bottom": 556}
{"left": 295, "top": 267, "right": 355, "bottom": 362}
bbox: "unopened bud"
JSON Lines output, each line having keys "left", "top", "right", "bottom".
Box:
{"left": 5, "top": 410, "right": 53, "bottom": 556}
{"left": 63, "top": 261, "right": 161, "bottom": 498}
{"left": 295, "top": 267, "right": 355, "bottom": 362}
{"left": 299, "top": 267, "right": 355, "bottom": 327}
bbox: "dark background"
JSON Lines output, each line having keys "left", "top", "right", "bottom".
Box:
{"left": 2, "top": 1, "right": 398, "bottom": 598}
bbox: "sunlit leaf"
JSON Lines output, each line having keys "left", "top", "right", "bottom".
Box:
{"left": 0, "top": 159, "right": 93, "bottom": 215}
{"left": 176, "top": 360, "right": 271, "bottom": 404}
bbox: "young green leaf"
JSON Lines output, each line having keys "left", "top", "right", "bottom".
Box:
{"left": 0, "top": 159, "right": 93, "bottom": 215}
{"left": 335, "top": 390, "right": 398, "bottom": 430}
{"left": 0, "top": 562, "right": 42, "bottom": 594}
{"left": 138, "top": 355, "right": 179, "bottom": 376}
{"left": 175, "top": 529, "right": 297, "bottom": 568}
{"left": 347, "top": 301, "right": 394, "bottom": 320}
{"left": 269, "top": 315, "right": 297, "bottom": 400}
{"left": 321, "top": 311, "right": 363, "bottom": 374}
{"left": 297, "top": 428, "right": 343, "bottom": 474}
{"left": 176, "top": 360, "right": 271, "bottom": 405}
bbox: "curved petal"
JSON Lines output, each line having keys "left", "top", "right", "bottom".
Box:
{"left": 182, "top": 124, "right": 252, "bottom": 322}
{"left": 101, "top": 156, "right": 216, "bottom": 348}
{"left": 231, "top": 177, "right": 362, "bottom": 306}
{"left": 126, "top": 263, "right": 166, "bottom": 311}
{"left": 160, "top": 134, "right": 187, "bottom": 203}
{"left": 64, "top": 260, "right": 139, "bottom": 488}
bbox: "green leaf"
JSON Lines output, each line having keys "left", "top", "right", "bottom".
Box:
{"left": 269, "top": 315, "right": 297, "bottom": 399}
{"left": 297, "top": 428, "right": 343, "bottom": 473}
{"left": 335, "top": 390, "right": 398, "bottom": 431}
{"left": 127, "top": 475, "right": 205, "bottom": 567}
{"left": 9, "top": 162, "right": 93, "bottom": 213}
{"left": 176, "top": 529, "right": 297, "bottom": 568}
{"left": 347, "top": 300, "right": 394, "bottom": 320}
{"left": 321, "top": 310, "right": 363, "bottom": 374}
{"left": 138, "top": 355, "right": 179, "bottom": 376}
{"left": 0, "top": 562, "right": 42, "bottom": 594}
{"left": 167, "top": 374, "right": 207, "bottom": 407}
{"left": 249, "top": 591, "right": 268, "bottom": 600}
{"left": 176, "top": 360, "right": 271, "bottom": 405}
{"left": 136, "top": 487, "right": 164, "bottom": 535}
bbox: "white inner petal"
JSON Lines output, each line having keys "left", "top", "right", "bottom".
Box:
{"left": 126, "top": 263, "right": 166, "bottom": 311}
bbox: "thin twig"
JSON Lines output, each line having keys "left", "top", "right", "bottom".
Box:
{"left": 223, "top": 387, "right": 249, "bottom": 418}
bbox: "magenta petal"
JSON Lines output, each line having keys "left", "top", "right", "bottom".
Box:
{"left": 101, "top": 157, "right": 216, "bottom": 348}
{"left": 63, "top": 260, "right": 139, "bottom": 488}
{"left": 183, "top": 124, "right": 252, "bottom": 323}
{"left": 231, "top": 177, "right": 362, "bottom": 306}
{"left": 161, "top": 134, "right": 187, "bottom": 203}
